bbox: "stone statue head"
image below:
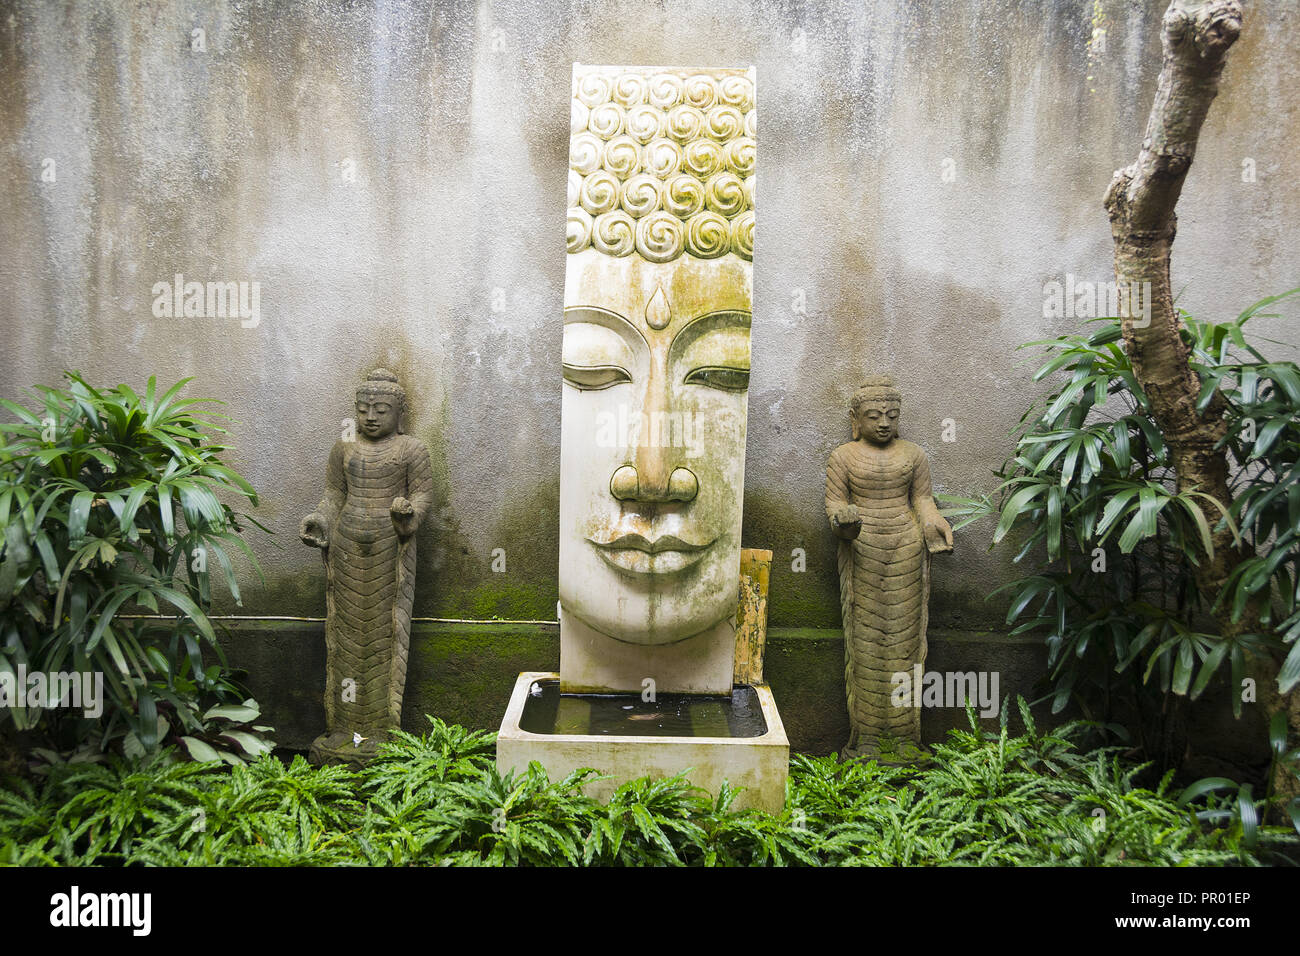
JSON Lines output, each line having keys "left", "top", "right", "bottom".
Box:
{"left": 560, "top": 66, "right": 755, "bottom": 647}
{"left": 355, "top": 368, "right": 406, "bottom": 441}
{"left": 850, "top": 376, "right": 901, "bottom": 446}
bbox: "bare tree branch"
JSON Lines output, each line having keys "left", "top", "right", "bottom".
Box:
{"left": 1104, "top": 0, "right": 1247, "bottom": 620}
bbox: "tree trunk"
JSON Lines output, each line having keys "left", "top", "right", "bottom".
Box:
{"left": 1105, "top": 0, "right": 1297, "bottom": 811}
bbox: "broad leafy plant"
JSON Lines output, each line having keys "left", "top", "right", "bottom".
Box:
{"left": 0, "top": 372, "right": 272, "bottom": 764}
{"left": 1200, "top": 297, "right": 1300, "bottom": 694}
{"left": 941, "top": 293, "right": 1300, "bottom": 759}
{"left": 1181, "top": 711, "right": 1300, "bottom": 852}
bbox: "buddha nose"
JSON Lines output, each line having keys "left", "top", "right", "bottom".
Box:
{"left": 613, "top": 339, "right": 698, "bottom": 503}
{"left": 610, "top": 464, "right": 698, "bottom": 503}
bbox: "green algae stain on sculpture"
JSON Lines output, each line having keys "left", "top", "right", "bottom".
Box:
{"left": 826, "top": 376, "right": 953, "bottom": 762}
{"left": 300, "top": 369, "right": 434, "bottom": 765}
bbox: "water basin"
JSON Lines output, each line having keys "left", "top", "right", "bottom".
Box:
{"left": 497, "top": 672, "right": 789, "bottom": 811}
{"left": 518, "top": 678, "right": 768, "bottom": 738}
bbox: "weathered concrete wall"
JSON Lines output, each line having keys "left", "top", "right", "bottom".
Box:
{"left": 2, "top": 0, "right": 1297, "bottom": 634}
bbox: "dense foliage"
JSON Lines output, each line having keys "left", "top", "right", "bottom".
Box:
{"left": 940, "top": 296, "right": 1300, "bottom": 764}
{"left": 2, "top": 709, "right": 1293, "bottom": 867}
{"left": 0, "top": 373, "right": 272, "bottom": 763}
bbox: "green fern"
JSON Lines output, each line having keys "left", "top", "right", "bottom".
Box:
{"left": 3, "top": 707, "right": 1292, "bottom": 867}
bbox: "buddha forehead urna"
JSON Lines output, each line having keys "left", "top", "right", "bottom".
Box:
{"left": 560, "top": 67, "right": 755, "bottom": 689}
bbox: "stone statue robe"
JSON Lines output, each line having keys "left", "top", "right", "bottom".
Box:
{"left": 314, "top": 433, "right": 433, "bottom": 750}
{"left": 826, "top": 438, "right": 942, "bottom": 757}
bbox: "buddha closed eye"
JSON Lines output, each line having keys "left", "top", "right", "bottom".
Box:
{"left": 684, "top": 367, "right": 749, "bottom": 391}
{"left": 562, "top": 363, "right": 632, "bottom": 390}
{"left": 562, "top": 361, "right": 751, "bottom": 392}
{"left": 561, "top": 308, "right": 751, "bottom": 393}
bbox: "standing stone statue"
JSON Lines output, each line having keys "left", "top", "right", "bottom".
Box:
{"left": 300, "top": 369, "right": 433, "bottom": 765}
{"left": 826, "top": 376, "right": 952, "bottom": 761}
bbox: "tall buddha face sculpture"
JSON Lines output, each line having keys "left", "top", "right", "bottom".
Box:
{"left": 560, "top": 66, "right": 755, "bottom": 653}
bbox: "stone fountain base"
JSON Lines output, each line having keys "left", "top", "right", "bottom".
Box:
{"left": 496, "top": 671, "right": 789, "bottom": 813}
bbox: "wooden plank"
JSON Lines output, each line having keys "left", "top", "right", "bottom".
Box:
{"left": 734, "top": 548, "right": 773, "bottom": 685}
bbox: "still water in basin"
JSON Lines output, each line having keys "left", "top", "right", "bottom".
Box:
{"left": 519, "top": 678, "right": 768, "bottom": 738}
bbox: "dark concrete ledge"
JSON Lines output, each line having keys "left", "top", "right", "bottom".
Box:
{"left": 217, "top": 619, "right": 1062, "bottom": 755}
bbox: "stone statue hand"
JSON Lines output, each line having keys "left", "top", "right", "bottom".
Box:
{"left": 390, "top": 496, "right": 417, "bottom": 538}
{"left": 300, "top": 512, "right": 329, "bottom": 550}
{"left": 923, "top": 515, "right": 954, "bottom": 554}
{"left": 830, "top": 504, "right": 863, "bottom": 540}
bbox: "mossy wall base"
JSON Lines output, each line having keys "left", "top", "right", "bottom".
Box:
{"left": 214, "top": 618, "right": 1265, "bottom": 772}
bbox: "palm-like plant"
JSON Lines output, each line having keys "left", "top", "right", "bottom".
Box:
{"left": 0, "top": 371, "right": 271, "bottom": 762}
{"left": 940, "top": 294, "right": 1300, "bottom": 766}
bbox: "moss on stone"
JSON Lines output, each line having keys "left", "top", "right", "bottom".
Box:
{"left": 414, "top": 474, "right": 561, "bottom": 621}
{"left": 219, "top": 619, "right": 1073, "bottom": 756}
{"left": 742, "top": 488, "right": 841, "bottom": 628}
{"left": 452, "top": 580, "right": 559, "bottom": 622}
{"left": 224, "top": 569, "right": 327, "bottom": 617}
{"left": 405, "top": 622, "right": 558, "bottom": 732}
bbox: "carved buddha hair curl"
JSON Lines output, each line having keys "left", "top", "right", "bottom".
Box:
{"left": 568, "top": 67, "right": 755, "bottom": 262}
